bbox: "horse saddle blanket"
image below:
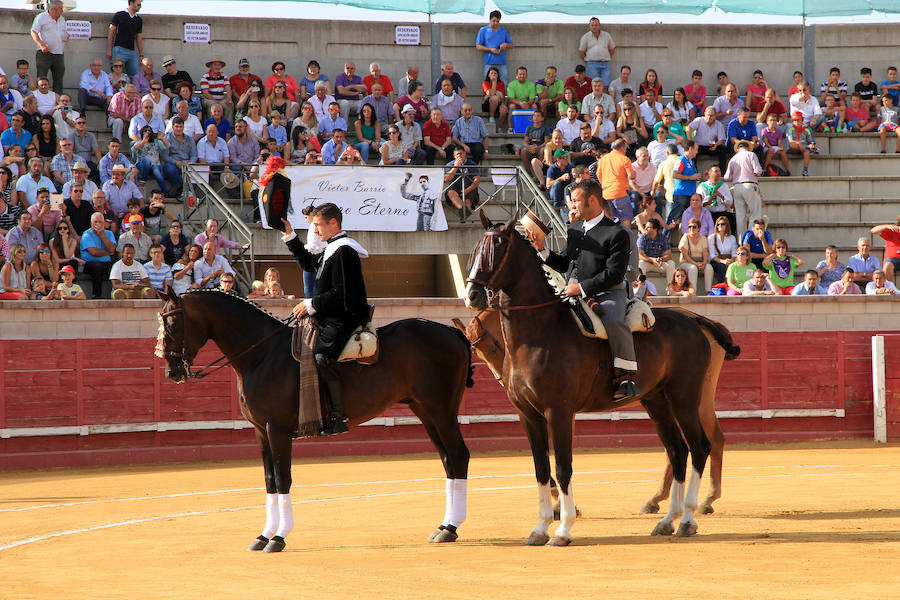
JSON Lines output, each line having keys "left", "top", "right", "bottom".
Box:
{"left": 541, "top": 265, "right": 655, "bottom": 339}
{"left": 292, "top": 305, "right": 379, "bottom": 365}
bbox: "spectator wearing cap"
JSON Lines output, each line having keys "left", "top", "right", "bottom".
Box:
{"left": 107, "top": 0, "right": 143, "bottom": 77}
{"left": 194, "top": 241, "right": 235, "bottom": 289}
{"left": 103, "top": 163, "right": 142, "bottom": 218}
{"left": 160, "top": 55, "right": 194, "bottom": 99}
{"left": 81, "top": 212, "right": 117, "bottom": 298}
{"left": 394, "top": 105, "right": 426, "bottom": 164}
{"left": 77, "top": 59, "right": 113, "bottom": 114}
{"left": 62, "top": 175, "right": 95, "bottom": 235}
{"left": 108, "top": 58, "right": 130, "bottom": 94}
{"left": 335, "top": 62, "right": 368, "bottom": 123}
{"left": 110, "top": 242, "right": 154, "bottom": 299}
{"left": 99, "top": 137, "right": 138, "bottom": 184}
{"left": 7, "top": 210, "right": 43, "bottom": 263}
{"left": 564, "top": 65, "right": 592, "bottom": 102}
{"left": 16, "top": 157, "right": 55, "bottom": 206}
{"left": 54, "top": 264, "right": 86, "bottom": 299}
{"left": 132, "top": 57, "right": 161, "bottom": 96}
{"left": 200, "top": 57, "right": 233, "bottom": 122}
{"left": 265, "top": 61, "right": 301, "bottom": 104}
{"left": 229, "top": 58, "right": 262, "bottom": 106}
{"left": 108, "top": 83, "right": 141, "bottom": 142}
{"left": 117, "top": 213, "right": 151, "bottom": 262}
{"left": 546, "top": 149, "right": 574, "bottom": 223}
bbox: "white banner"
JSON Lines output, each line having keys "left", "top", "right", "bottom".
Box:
{"left": 183, "top": 23, "right": 211, "bottom": 43}
{"left": 65, "top": 20, "right": 92, "bottom": 40}
{"left": 259, "top": 166, "right": 448, "bottom": 232}
{"left": 395, "top": 25, "right": 420, "bottom": 45}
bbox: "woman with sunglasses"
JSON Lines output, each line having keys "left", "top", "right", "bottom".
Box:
{"left": 725, "top": 244, "right": 755, "bottom": 295}
{"left": 0, "top": 244, "right": 33, "bottom": 299}
{"left": 243, "top": 100, "right": 268, "bottom": 147}
{"left": 666, "top": 267, "right": 695, "bottom": 297}
{"left": 29, "top": 242, "right": 58, "bottom": 285}
{"left": 235, "top": 77, "right": 264, "bottom": 121}
{"left": 160, "top": 220, "right": 188, "bottom": 265}
{"left": 171, "top": 242, "right": 201, "bottom": 294}
{"left": 288, "top": 103, "right": 320, "bottom": 163}
{"left": 299, "top": 60, "right": 330, "bottom": 101}
{"left": 108, "top": 58, "right": 130, "bottom": 94}
{"left": 50, "top": 220, "right": 82, "bottom": 272}
{"left": 265, "top": 81, "right": 298, "bottom": 123}
{"left": 141, "top": 81, "right": 170, "bottom": 120}
{"left": 615, "top": 101, "right": 647, "bottom": 158}
{"left": 708, "top": 216, "right": 737, "bottom": 284}
{"left": 678, "top": 217, "right": 713, "bottom": 292}
{"left": 379, "top": 126, "right": 412, "bottom": 165}
{"left": 265, "top": 62, "right": 301, "bottom": 104}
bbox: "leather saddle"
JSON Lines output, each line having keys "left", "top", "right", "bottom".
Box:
{"left": 292, "top": 305, "right": 379, "bottom": 365}
{"left": 541, "top": 265, "right": 655, "bottom": 339}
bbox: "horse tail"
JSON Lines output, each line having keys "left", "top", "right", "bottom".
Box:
{"left": 688, "top": 312, "right": 741, "bottom": 361}
{"left": 449, "top": 324, "right": 476, "bottom": 388}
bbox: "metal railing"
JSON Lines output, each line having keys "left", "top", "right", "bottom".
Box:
{"left": 181, "top": 163, "right": 256, "bottom": 286}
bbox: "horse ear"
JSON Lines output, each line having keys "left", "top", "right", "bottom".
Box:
{"left": 451, "top": 318, "right": 466, "bottom": 334}
{"left": 504, "top": 210, "right": 519, "bottom": 232}
{"left": 479, "top": 210, "right": 493, "bottom": 230}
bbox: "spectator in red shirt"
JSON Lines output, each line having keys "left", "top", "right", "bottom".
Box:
{"left": 363, "top": 63, "right": 395, "bottom": 104}
{"left": 564, "top": 65, "right": 592, "bottom": 101}
{"left": 744, "top": 70, "right": 769, "bottom": 113}
{"left": 229, "top": 58, "right": 262, "bottom": 107}
{"left": 871, "top": 217, "right": 900, "bottom": 281}
{"left": 423, "top": 108, "right": 452, "bottom": 165}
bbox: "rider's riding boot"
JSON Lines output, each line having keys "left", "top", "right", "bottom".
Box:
{"left": 612, "top": 367, "right": 640, "bottom": 401}
{"left": 315, "top": 353, "right": 349, "bottom": 436}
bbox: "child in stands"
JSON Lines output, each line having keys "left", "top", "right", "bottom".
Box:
{"left": 877, "top": 93, "right": 900, "bottom": 154}
{"left": 786, "top": 112, "right": 817, "bottom": 176}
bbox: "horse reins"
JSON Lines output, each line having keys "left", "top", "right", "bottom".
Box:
{"left": 466, "top": 231, "right": 564, "bottom": 312}
{"left": 159, "top": 306, "right": 296, "bottom": 380}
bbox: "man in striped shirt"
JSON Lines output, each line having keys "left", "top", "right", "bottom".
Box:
{"left": 144, "top": 242, "right": 173, "bottom": 294}
{"left": 200, "top": 57, "right": 233, "bottom": 123}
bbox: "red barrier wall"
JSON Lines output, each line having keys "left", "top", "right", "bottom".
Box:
{"left": 2, "top": 329, "right": 895, "bottom": 470}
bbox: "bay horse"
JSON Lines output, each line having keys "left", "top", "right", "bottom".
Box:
{"left": 157, "top": 288, "right": 473, "bottom": 552}
{"left": 464, "top": 213, "right": 740, "bottom": 545}
{"left": 452, "top": 307, "right": 727, "bottom": 516}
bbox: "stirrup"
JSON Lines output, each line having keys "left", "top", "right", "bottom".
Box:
{"left": 613, "top": 379, "right": 640, "bottom": 401}
{"left": 320, "top": 415, "right": 349, "bottom": 436}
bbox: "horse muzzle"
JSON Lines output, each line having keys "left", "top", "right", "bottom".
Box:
{"left": 464, "top": 282, "right": 488, "bottom": 312}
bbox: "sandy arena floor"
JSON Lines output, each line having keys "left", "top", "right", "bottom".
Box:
{"left": 2, "top": 441, "right": 899, "bottom": 599}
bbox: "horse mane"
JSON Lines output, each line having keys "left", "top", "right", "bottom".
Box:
{"left": 181, "top": 288, "right": 286, "bottom": 327}
{"left": 505, "top": 225, "right": 564, "bottom": 300}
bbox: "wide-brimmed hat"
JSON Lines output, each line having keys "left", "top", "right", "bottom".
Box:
{"left": 112, "top": 164, "right": 129, "bottom": 173}
{"left": 72, "top": 161, "right": 89, "bottom": 172}
{"left": 206, "top": 57, "right": 227, "bottom": 68}
{"left": 161, "top": 55, "right": 176, "bottom": 67}
{"left": 220, "top": 170, "right": 240, "bottom": 189}
{"left": 520, "top": 210, "right": 551, "bottom": 243}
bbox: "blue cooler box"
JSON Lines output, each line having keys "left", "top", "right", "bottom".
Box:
{"left": 511, "top": 110, "right": 534, "bottom": 134}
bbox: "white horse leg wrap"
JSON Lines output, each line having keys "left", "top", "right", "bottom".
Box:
{"left": 554, "top": 478, "right": 576, "bottom": 540}
{"left": 534, "top": 482, "right": 553, "bottom": 535}
{"left": 275, "top": 493, "right": 294, "bottom": 538}
{"left": 442, "top": 479, "right": 454, "bottom": 526}
{"left": 261, "top": 493, "right": 279, "bottom": 538}
{"left": 448, "top": 479, "right": 467, "bottom": 528}
{"left": 682, "top": 468, "right": 703, "bottom": 521}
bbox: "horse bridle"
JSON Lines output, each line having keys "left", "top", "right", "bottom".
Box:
{"left": 158, "top": 305, "right": 295, "bottom": 380}
{"left": 466, "top": 230, "right": 563, "bottom": 312}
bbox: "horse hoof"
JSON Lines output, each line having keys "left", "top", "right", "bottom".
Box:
{"left": 548, "top": 535, "right": 572, "bottom": 547}
{"left": 246, "top": 535, "right": 269, "bottom": 551}
{"left": 639, "top": 501, "right": 660, "bottom": 514}
{"left": 524, "top": 532, "right": 550, "bottom": 546}
{"left": 675, "top": 522, "right": 698, "bottom": 537}
{"left": 428, "top": 526, "right": 445, "bottom": 542}
{"left": 261, "top": 535, "right": 286, "bottom": 553}
{"left": 432, "top": 529, "right": 458, "bottom": 543}
{"left": 651, "top": 521, "right": 674, "bottom": 536}
{"left": 700, "top": 503, "right": 715, "bottom": 515}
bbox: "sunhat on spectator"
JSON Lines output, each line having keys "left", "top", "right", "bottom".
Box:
{"left": 112, "top": 164, "right": 129, "bottom": 173}
{"left": 161, "top": 55, "right": 176, "bottom": 67}
{"left": 206, "top": 57, "right": 227, "bottom": 68}
{"left": 402, "top": 104, "right": 415, "bottom": 114}
{"left": 72, "top": 161, "right": 89, "bottom": 172}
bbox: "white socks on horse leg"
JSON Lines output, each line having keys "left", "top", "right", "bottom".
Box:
{"left": 261, "top": 493, "right": 279, "bottom": 538}
{"left": 275, "top": 493, "right": 294, "bottom": 538}
{"left": 442, "top": 479, "right": 468, "bottom": 528}
{"left": 534, "top": 482, "right": 554, "bottom": 535}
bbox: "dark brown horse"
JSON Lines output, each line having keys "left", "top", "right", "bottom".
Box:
{"left": 453, "top": 307, "right": 727, "bottom": 515}
{"left": 464, "top": 213, "right": 739, "bottom": 545}
{"left": 157, "top": 288, "right": 473, "bottom": 552}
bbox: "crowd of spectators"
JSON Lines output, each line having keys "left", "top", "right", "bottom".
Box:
{"left": 3, "top": 4, "right": 899, "bottom": 301}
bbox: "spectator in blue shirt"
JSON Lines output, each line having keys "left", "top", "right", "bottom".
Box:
{"left": 321, "top": 129, "right": 349, "bottom": 165}
{"left": 791, "top": 270, "right": 827, "bottom": 295}
{"left": 727, "top": 107, "right": 762, "bottom": 161}
{"left": 475, "top": 10, "right": 514, "bottom": 82}
{"left": 78, "top": 59, "right": 113, "bottom": 114}
{"left": 80, "top": 212, "right": 117, "bottom": 298}
{"left": 740, "top": 218, "right": 774, "bottom": 269}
